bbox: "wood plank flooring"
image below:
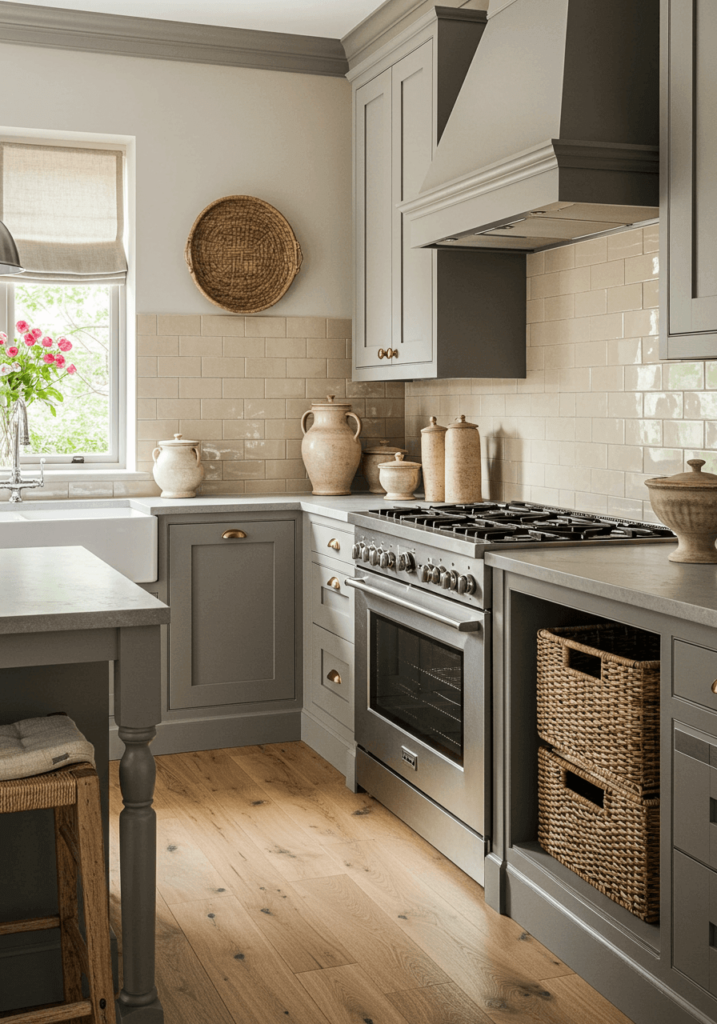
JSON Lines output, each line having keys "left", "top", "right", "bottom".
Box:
{"left": 108, "top": 742, "right": 635, "bottom": 1024}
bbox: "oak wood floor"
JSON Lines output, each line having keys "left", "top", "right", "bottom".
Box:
{"left": 108, "top": 742, "right": 635, "bottom": 1024}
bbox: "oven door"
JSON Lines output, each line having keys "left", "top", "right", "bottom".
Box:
{"left": 347, "top": 571, "right": 489, "bottom": 839}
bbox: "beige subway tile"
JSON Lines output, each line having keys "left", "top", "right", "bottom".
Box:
{"left": 201, "top": 398, "right": 244, "bottom": 419}
{"left": 222, "top": 379, "right": 265, "bottom": 398}
{"left": 642, "top": 280, "right": 659, "bottom": 309}
{"left": 365, "top": 398, "right": 405, "bottom": 418}
{"left": 157, "top": 315, "right": 201, "bottom": 336}
{"left": 643, "top": 447, "right": 684, "bottom": 476}
{"left": 664, "top": 419, "right": 704, "bottom": 448}
{"left": 591, "top": 260, "right": 624, "bottom": 290}
{"left": 574, "top": 342, "right": 607, "bottom": 367}
{"left": 179, "top": 377, "right": 222, "bottom": 398}
{"left": 607, "top": 338, "right": 642, "bottom": 365}
{"left": 265, "top": 338, "right": 307, "bottom": 359}
{"left": 644, "top": 391, "right": 683, "bottom": 418}
{"left": 287, "top": 317, "right": 326, "bottom": 338}
{"left": 222, "top": 461, "right": 264, "bottom": 479}
{"left": 626, "top": 419, "right": 662, "bottom": 446}
{"left": 591, "top": 365, "right": 624, "bottom": 392}
{"left": 244, "top": 399, "right": 287, "bottom": 419}
{"left": 199, "top": 481, "right": 246, "bottom": 495}
{"left": 589, "top": 313, "right": 624, "bottom": 341}
{"left": 244, "top": 439, "right": 286, "bottom": 460}
{"left": 624, "top": 252, "right": 659, "bottom": 285}
{"left": 543, "top": 345, "right": 575, "bottom": 369}
{"left": 69, "top": 481, "right": 114, "bottom": 499}
{"left": 136, "top": 314, "right": 157, "bottom": 335}
{"left": 179, "top": 336, "right": 223, "bottom": 357}
{"left": 607, "top": 495, "right": 644, "bottom": 519}
{"left": 136, "top": 440, "right": 157, "bottom": 462}
{"left": 608, "top": 228, "right": 643, "bottom": 261}
{"left": 544, "top": 246, "right": 575, "bottom": 273}
{"left": 683, "top": 450, "right": 717, "bottom": 474}
{"left": 574, "top": 289, "right": 607, "bottom": 318}
{"left": 245, "top": 317, "right": 286, "bottom": 337}
{"left": 607, "top": 445, "right": 643, "bottom": 473}
{"left": 284, "top": 358, "right": 326, "bottom": 378}
{"left": 202, "top": 357, "right": 245, "bottom": 378}
{"left": 223, "top": 338, "right": 265, "bottom": 358}
{"left": 265, "top": 378, "right": 305, "bottom": 398}
{"left": 286, "top": 478, "right": 313, "bottom": 493}
{"left": 138, "top": 336, "right": 178, "bottom": 357}
{"left": 705, "top": 423, "right": 717, "bottom": 449}
{"left": 608, "top": 391, "right": 642, "bottom": 418}
{"left": 592, "top": 418, "right": 625, "bottom": 445}
{"left": 574, "top": 442, "right": 608, "bottom": 468}
{"left": 575, "top": 418, "right": 592, "bottom": 441}
{"left": 528, "top": 272, "right": 561, "bottom": 299}
{"left": 526, "top": 251, "right": 545, "bottom": 276}
{"left": 591, "top": 468, "right": 624, "bottom": 496}
{"left": 286, "top": 399, "right": 312, "bottom": 420}
{"left": 558, "top": 367, "right": 591, "bottom": 392}
{"left": 526, "top": 348, "right": 545, "bottom": 372}
{"left": 137, "top": 377, "right": 178, "bottom": 398}
{"left": 158, "top": 357, "right": 201, "bottom": 377}
{"left": 199, "top": 461, "right": 223, "bottom": 481}
{"left": 137, "top": 398, "right": 156, "bottom": 419}
{"left": 625, "top": 472, "right": 653, "bottom": 501}
{"left": 526, "top": 299, "right": 545, "bottom": 324}
{"left": 113, "top": 480, "right": 161, "bottom": 498}
{"left": 157, "top": 398, "right": 201, "bottom": 419}
{"left": 137, "top": 357, "right": 157, "bottom": 377}
{"left": 246, "top": 481, "right": 288, "bottom": 493}
{"left": 607, "top": 283, "right": 643, "bottom": 313}
{"left": 543, "top": 294, "right": 575, "bottom": 321}
{"left": 222, "top": 420, "right": 264, "bottom": 439}
{"left": 574, "top": 236, "right": 608, "bottom": 267}
{"left": 558, "top": 266, "right": 591, "bottom": 294}
{"left": 286, "top": 439, "right": 303, "bottom": 459}
{"left": 201, "top": 439, "right": 245, "bottom": 461}
{"left": 665, "top": 361, "right": 704, "bottom": 391}
{"left": 546, "top": 417, "right": 576, "bottom": 441}
{"left": 707, "top": 363, "right": 717, "bottom": 389}
{"left": 306, "top": 378, "right": 346, "bottom": 398}
{"left": 347, "top": 381, "right": 385, "bottom": 398}
{"left": 558, "top": 440, "right": 576, "bottom": 464}
{"left": 137, "top": 419, "right": 179, "bottom": 440}
{"left": 684, "top": 391, "right": 717, "bottom": 418}
{"left": 527, "top": 319, "right": 584, "bottom": 346}
{"left": 625, "top": 364, "right": 662, "bottom": 391}
{"left": 179, "top": 420, "right": 223, "bottom": 439}
{"left": 385, "top": 381, "right": 405, "bottom": 398}
{"left": 265, "top": 460, "right": 307, "bottom": 479}
{"left": 327, "top": 318, "right": 352, "bottom": 339}
{"left": 246, "top": 358, "right": 286, "bottom": 378}
{"left": 643, "top": 224, "right": 659, "bottom": 253}
{"left": 201, "top": 315, "right": 245, "bottom": 337}
{"left": 306, "top": 338, "right": 348, "bottom": 359}
{"left": 624, "top": 308, "right": 659, "bottom": 337}
{"left": 264, "top": 420, "right": 303, "bottom": 440}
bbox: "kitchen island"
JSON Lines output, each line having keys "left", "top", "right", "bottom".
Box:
{"left": 0, "top": 546, "right": 169, "bottom": 1023}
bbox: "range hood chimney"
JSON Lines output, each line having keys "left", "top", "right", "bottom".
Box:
{"left": 402, "top": 0, "right": 659, "bottom": 251}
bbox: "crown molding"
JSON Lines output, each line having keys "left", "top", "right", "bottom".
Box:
{"left": 0, "top": 2, "right": 349, "bottom": 77}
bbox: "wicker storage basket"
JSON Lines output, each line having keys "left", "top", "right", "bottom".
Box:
{"left": 184, "top": 195, "right": 302, "bottom": 314}
{"left": 538, "top": 746, "right": 660, "bottom": 922}
{"left": 536, "top": 624, "right": 660, "bottom": 795}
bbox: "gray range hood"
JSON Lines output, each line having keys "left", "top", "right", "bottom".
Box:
{"left": 401, "top": 0, "right": 659, "bottom": 251}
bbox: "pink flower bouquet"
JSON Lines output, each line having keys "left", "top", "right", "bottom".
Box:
{"left": 0, "top": 323, "right": 77, "bottom": 418}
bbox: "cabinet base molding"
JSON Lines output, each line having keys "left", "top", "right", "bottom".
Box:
{"left": 110, "top": 709, "right": 301, "bottom": 759}
{"left": 504, "top": 864, "right": 709, "bottom": 1024}
{"left": 301, "top": 711, "right": 356, "bottom": 789}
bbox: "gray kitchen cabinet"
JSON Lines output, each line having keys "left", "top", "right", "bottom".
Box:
{"left": 660, "top": 0, "right": 717, "bottom": 359}
{"left": 168, "top": 519, "right": 295, "bottom": 710}
{"left": 350, "top": 7, "right": 526, "bottom": 382}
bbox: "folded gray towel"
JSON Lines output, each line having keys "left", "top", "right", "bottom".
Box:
{"left": 0, "top": 716, "right": 95, "bottom": 781}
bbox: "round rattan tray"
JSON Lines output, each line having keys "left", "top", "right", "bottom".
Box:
{"left": 184, "top": 196, "right": 303, "bottom": 314}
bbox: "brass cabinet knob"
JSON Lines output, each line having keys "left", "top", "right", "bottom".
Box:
{"left": 377, "top": 348, "right": 387, "bottom": 359}
{"left": 388, "top": 348, "right": 399, "bottom": 359}
{"left": 327, "top": 669, "right": 342, "bottom": 685}
{"left": 711, "top": 680, "right": 717, "bottom": 694}
{"left": 327, "top": 538, "right": 340, "bottom": 551}
{"left": 222, "top": 529, "right": 247, "bottom": 539}
{"left": 326, "top": 577, "right": 341, "bottom": 591}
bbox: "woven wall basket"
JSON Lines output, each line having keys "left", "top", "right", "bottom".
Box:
{"left": 184, "top": 195, "right": 303, "bottom": 314}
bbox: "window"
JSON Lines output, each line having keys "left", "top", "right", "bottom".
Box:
{"left": 0, "top": 140, "right": 127, "bottom": 467}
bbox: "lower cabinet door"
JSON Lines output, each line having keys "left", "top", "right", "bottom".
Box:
{"left": 310, "top": 624, "right": 354, "bottom": 731}
{"left": 673, "top": 850, "right": 717, "bottom": 995}
{"left": 168, "top": 520, "right": 295, "bottom": 709}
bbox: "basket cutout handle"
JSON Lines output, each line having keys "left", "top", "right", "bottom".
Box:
{"left": 564, "top": 644, "right": 603, "bottom": 680}
{"left": 563, "top": 768, "right": 607, "bottom": 815}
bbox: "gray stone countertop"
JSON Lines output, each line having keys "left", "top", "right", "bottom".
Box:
{"left": 0, "top": 546, "right": 170, "bottom": 634}
{"left": 125, "top": 493, "right": 382, "bottom": 520}
{"left": 485, "top": 542, "right": 717, "bottom": 628}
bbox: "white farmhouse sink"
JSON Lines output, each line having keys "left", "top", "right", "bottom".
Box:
{"left": 0, "top": 506, "right": 157, "bottom": 582}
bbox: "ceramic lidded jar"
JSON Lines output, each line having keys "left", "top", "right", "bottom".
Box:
{"left": 362, "top": 439, "right": 407, "bottom": 494}
{"left": 445, "top": 415, "right": 482, "bottom": 504}
{"left": 421, "top": 417, "right": 447, "bottom": 502}
{"left": 300, "top": 395, "right": 362, "bottom": 496}
{"left": 378, "top": 452, "right": 422, "bottom": 501}
{"left": 152, "top": 433, "right": 204, "bottom": 498}
{"left": 646, "top": 459, "right": 717, "bottom": 562}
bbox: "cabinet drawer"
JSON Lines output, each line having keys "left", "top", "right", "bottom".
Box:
{"left": 310, "top": 624, "right": 354, "bottom": 730}
{"left": 310, "top": 522, "right": 354, "bottom": 565}
{"left": 674, "top": 724, "right": 717, "bottom": 869}
{"left": 674, "top": 850, "right": 717, "bottom": 994}
{"left": 674, "top": 639, "right": 717, "bottom": 712}
{"left": 311, "top": 558, "right": 354, "bottom": 642}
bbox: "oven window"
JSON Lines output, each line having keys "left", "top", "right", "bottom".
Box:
{"left": 369, "top": 613, "right": 464, "bottom": 765}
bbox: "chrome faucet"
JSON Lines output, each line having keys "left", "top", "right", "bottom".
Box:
{"left": 0, "top": 396, "right": 45, "bottom": 503}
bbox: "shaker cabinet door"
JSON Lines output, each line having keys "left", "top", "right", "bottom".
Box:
{"left": 168, "top": 520, "right": 295, "bottom": 709}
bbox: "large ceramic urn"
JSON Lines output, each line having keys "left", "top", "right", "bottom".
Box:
{"left": 300, "top": 395, "right": 362, "bottom": 495}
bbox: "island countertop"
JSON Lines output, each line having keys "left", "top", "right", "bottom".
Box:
{"left": 0, "top": 545, "right": 169, "bottom": 634}
{"left": 485, "top": 540, "right": 717, "bottom": 628}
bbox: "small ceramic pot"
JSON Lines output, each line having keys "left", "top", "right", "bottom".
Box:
{"left": 362, "top": 440, "right": 407, "bottom": 493}
{"left": 378, "top": 452, "right": 422, "bottom": 501}
{"left": 152, "top": 433, "right": 204, "bottom": 498}
{"left": 421, "top": 417, "right": 447, "bottom": 502}
{"left": 646, "top": 459, "right": 717, "bottom": 563}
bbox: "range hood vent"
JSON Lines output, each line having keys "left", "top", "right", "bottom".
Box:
{"left": 402, "top": 0, "right": 659, "bottom": 251}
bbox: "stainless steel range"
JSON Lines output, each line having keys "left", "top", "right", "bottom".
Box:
{"left": 346, "top": 500, "right": 674, "bottom": 885}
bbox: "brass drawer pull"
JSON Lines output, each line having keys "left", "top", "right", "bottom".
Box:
{"left": 327, "top": 538, "right": 340, "bottom": 551}
{"left": 222, "top": 529, "right": 247, "bottom": 540}
{"left": 326, "top": 577, "right": 341, "bottom": 591}
{"left": 711, "top": 680, "right": 717, "bottom": 694}
{"left": 326, "top": 669, "right": 342, "bottom": 685}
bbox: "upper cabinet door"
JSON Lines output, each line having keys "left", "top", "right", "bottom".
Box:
{"left": 662, "top": 0, "right": 717, "bottom": 358}
{"left": 355, "top": 68, "right": 393, "bottom": 369}
{"left": 392, "top": 40, "right": 435, "bottom": 369}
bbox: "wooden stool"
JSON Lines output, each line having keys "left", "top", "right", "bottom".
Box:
{"left": 0, "top": 763, "right": 115, "bottom": 1024}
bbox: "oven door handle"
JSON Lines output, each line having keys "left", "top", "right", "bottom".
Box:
{"left": 345, "top": 577, "right": 482, "bottom": 632}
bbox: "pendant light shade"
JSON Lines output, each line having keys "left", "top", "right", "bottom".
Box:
{"left": 0, "top": 219, "right": 24, "bottom": 275}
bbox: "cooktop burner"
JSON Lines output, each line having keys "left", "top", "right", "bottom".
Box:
{"left": 364, "top": 501, "right": 673, "bottom": 544}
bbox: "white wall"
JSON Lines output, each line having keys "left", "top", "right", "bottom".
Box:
{"left": 0, "top": 43, "right": 352, "bottom": 316}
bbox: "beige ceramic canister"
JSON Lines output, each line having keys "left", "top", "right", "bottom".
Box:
{"left": 377, "top": 452, "right": 422, "bottom": 501}
{"left": 300, "top": 394, "right": 362, "bottom": 495}
{"left": 445, "top": 415, "right": 482, "bottom": 503}
{"left": 420, "top": 416, "right": 447, "bottom": 501}
{"left": 646, "top": 458, "right": 717, "bottom": 562}
{"left": 152, "top": 433, "right": 205, "bottom": 497}
{"left": 362, "top": 439, "right": 407, "bottom": 494}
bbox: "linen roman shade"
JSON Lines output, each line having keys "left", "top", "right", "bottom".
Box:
{"left": 0, "top": 142, "right": 127, "bottom": 282}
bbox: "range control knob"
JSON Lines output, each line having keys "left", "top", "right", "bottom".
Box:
{"left": 419, "top": 564, "right": 430, "bottom": 583}
{"left": 432, "top": 565, "right": 445, "bottom": 585}
{"left": 369, "top": 547, "right": 382, "bottom": 566}
{"left": 465, "top": 574, "right": 477, "bottom": 595}
{"left": 440, "top": 570, "right": 458, "bottom": 590}
{"left": 456, "top": 574, "right": 469, "bottom": 594}
{"left": 361, "top": 545, "right": 370, "bottom": 563}
{"left": 351, "top": 543, "right": 362, "bottom": 560}
{"left": 380, "top": 550, "right": 396, "bottom": 569}
{"left": 397, "top": 552, "right": 416, "bottom": 573}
